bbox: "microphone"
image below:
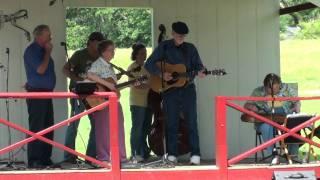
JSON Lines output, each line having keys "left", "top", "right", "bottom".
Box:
{"left": 49, "top": 0, "right": 57, "bottom": 6}
{"left": 60, "top": 42, "right": 66, "bottom": 46}
{"left": 5, "top": 48, "right": 9, "bottom": 54}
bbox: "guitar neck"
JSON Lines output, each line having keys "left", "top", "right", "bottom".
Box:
{"left": 115, "top": 76, "right": 147, "bottom": 90}
{"left": 116, "top": 79, "right": 136, "bottom": 89}
{"left": 176, "top": 70, "right": 226, "bottom": 77}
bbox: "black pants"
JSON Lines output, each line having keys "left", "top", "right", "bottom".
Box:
{"left": 26, "top": 98, "right": 54, "bottom": 164}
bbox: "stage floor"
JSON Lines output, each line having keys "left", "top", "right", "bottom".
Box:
{"left": 0, "top": 157, "right": 319, "bottom": 172}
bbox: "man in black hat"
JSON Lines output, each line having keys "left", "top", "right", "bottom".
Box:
{"left": 145, "top": 21, "right": 206, "bottom": 165}
{"left": 62, "top": 32, "right": 105, "bottom": 164}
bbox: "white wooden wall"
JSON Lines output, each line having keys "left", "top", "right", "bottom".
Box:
{"left": 0, "top": 0, "right": 279, "bottom": 161}
{"left": 0, "top": 0, "right": 67, "bottom": 162}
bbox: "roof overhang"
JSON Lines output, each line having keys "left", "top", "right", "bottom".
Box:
{"left": 280, "top": 0, "right": 320, "bottom": 15}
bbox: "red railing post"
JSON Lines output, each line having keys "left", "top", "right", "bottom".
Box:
{"left": 109, "top": 93, "right": 120, "bottom": 180}
{"left": 215, "top": 96, "right": 228, "bottom": 180}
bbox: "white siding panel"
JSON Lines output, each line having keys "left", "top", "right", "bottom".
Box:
{"left": 237, "top": 0, "right": 258, "bottom": 156}
{"left": 64, "top": 0, "right": 106, "bottom": 7}
{"left": 217, "top": 0, "right": 239, "bottom": 157}
{"left": 0, "top": 0, "right": 27, "bottom": 162}
{"left": 196, "top": 0, "right": 219, "bottom": 159}
{"left": 257, "top": 0, "right": 280, "bottom": 79}
{"left": 110, "top": 0, "right": 150, "bottom": 7}
{"left": 150, "top": 0, "right": 177, "bottom": 47}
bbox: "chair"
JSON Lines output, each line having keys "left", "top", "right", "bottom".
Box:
{"left": 255, "top": 130, "right": 265, "bottom": 162}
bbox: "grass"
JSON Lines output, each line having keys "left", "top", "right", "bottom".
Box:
{"left": 280, "top": 39, "right": 320, "bottom": 159}
{"left": 74, "top": 39, "right": 320, "bottom": 160}
{"left": 281, "top": 39, "right": 320, "bottom": 115}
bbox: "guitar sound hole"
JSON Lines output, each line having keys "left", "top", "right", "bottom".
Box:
{"left": 167, "top": 79, "right": 178, "bottom": 85}
{"left": 171, "top": 72, "right": 179, "bottom": 79}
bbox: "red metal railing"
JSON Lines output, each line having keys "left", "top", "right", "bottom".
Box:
{"left": 0, "top": 93, "right": 320, "bottom": 180}
{"left": 220, "top": 96, "right": 320, "bottom": 166}
{"left": 0, "top": 92, "right": 120, "bottom": 175}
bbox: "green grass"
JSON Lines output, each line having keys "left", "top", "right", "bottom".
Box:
{"left": 74, "top": 48, "right": 152, "bottom": 157}
{"left": 281, "top": 39, "right": 320, "bottom": 160}
{"left": 281, "top": 39, "right": 320, "bottom": 115}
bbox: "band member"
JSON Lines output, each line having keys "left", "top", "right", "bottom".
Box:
{"left": 24, "top": 24, "right": 56, "bottom": 168}
{"left": 62, "top": 32, "right": 105, "bottom": 163}
{"left": 244, "top": 73, "right": 300, "bottom": 160}
{"left": 145, "top": 21, "right": 206, "bottom": 165}
{"left": 127, "top": 43, "right": 152, "bottom": 162}
{"left": 87, "top": 40, "right": 127, "bottom": 163}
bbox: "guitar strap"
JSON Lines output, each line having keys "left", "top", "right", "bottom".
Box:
{"left": 179, "top": 43, "right": 194, "bottom": 86}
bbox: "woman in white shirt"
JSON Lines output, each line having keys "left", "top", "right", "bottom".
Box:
{"left": 87, "top": 40, "right": 127, "bottom": 163}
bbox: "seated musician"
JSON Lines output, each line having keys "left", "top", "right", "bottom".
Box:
{"left": 244, "top": 73, "right": 300, "bottom": 157}
{"left": 87, "top": 40, "right": 127, "bottom": 163}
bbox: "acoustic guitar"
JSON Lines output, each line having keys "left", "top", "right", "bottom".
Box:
{"left": 149, "top": 62, "right": 226, "bottom": 93}
{"left": 84, "top": 75, "right": 148, "bottom": 109}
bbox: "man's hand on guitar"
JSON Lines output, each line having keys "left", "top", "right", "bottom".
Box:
{"left": 163, "top": 72, "right": 173, "bottom": 81}
{"left": 244, "top": 103, "right": 259, "bottom": 112}
{"left": 197, "top": 69, "right": 207, "bottom": 78}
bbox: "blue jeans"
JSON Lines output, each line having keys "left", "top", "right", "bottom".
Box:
{"left": 130, "top": 105, "right": 152, "bottom": 158}
{"left": 255, "top": 123, "right": 299, "bottom": 156}
{"left": 64, "top": 98, "right": 96, "bottom": 160}
{"left": 163, "top": 84, "right": 200, "bottom": 156}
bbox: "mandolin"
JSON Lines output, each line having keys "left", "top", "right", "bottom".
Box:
{"left": 150, "top": 62, "right": 226, "bottom": 93}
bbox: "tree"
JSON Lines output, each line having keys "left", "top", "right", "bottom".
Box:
{"left": 280, "top": 0, "right": 320, "bottom": 39}
{"left": 66, "top": 8, "right": 152, "bottom": 50}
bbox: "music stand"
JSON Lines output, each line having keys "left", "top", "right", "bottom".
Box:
{"left": 283, "top": 114, "right": 314, "bottom": 163}
{"left": 284, "top": 115, "right": 313, "bottom": 144}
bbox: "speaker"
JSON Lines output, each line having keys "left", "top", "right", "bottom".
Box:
{"left": 273, "top": 171, "right": 316, "bottom": 180}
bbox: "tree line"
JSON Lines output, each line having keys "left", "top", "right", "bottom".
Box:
{"left": 66, "top": 8, "right": 152, "bottom": 50}
{"left": 280, "top": 0, "right": 320, "bottom": 39}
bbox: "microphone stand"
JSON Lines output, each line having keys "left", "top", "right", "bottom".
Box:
{"left": 268, "top": 79, "right": 291, "bottom": 165}
{"left": 0, "top": 48, "right": 24, "bottom": 170}
{"left": 143, "top": 51, "right": 175, "bottom": 169}
{"left": 269, "top": 79, "right": 280, "bottom": 165}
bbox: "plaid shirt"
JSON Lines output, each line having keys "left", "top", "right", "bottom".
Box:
{"left": 247, "top": 83, "right": 299, "bottom": 114}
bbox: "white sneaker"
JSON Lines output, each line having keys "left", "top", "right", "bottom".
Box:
{"left": 167, "top": 155, "right": 177, "bottom": 163}
{"left": 190, "top": 155, "right": 200, "bottom": 165}
{"left": 271, "top": 155, "right": 279, "bottom": 165}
